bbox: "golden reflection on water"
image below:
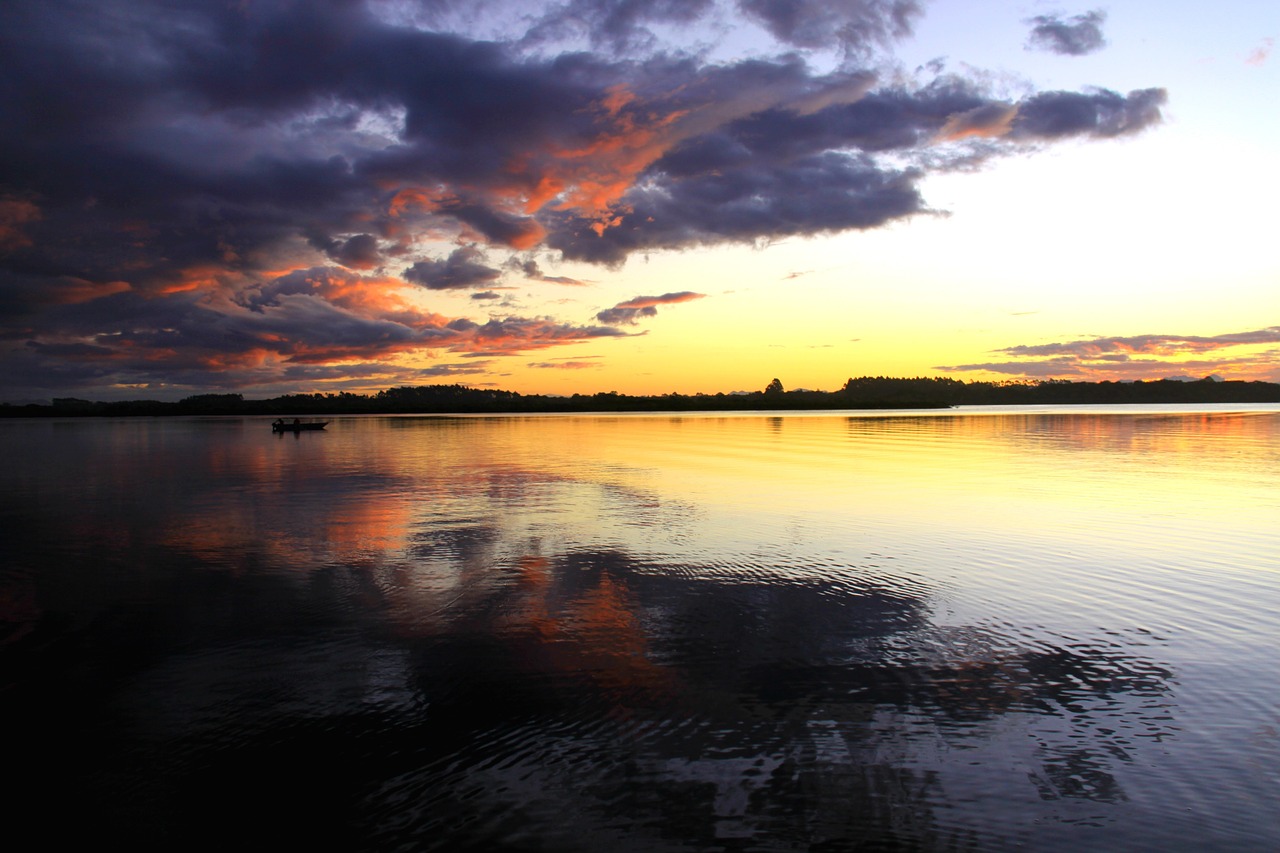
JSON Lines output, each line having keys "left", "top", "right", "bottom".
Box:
{"left": 121, "top": 409, "right": 1277, "bottom": 673}
{"left": 123, "top": 409, "right": 1280, "bottom": 589}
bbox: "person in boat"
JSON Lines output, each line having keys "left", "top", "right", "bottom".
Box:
{"left": 273, "top": 418, "right": 284, "bottom": 427}
{"left": 292, "top": 418, "right": 301, "bottom": 426}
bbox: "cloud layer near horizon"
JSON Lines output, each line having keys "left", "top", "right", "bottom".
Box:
{"left": 0, "top": 0, "right": 1167, "bottom": 398}
{"left": 938, "top": 327, "right": 1280, "bottom": 382}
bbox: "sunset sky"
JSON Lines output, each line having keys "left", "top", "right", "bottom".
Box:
{"left": 1, "top": 0, "right": 1276, "bottom": 401}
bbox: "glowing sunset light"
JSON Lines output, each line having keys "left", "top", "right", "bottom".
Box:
{"left": 0, "top": 0, "right": 1275, "bottom": 401}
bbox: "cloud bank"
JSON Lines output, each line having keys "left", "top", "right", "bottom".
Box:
{"left": 0, "top": 0, "right": 1166, "bottom": 398}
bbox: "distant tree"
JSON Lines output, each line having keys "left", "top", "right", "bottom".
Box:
{"left": 764, "top": 378, "right": 784, "bottom": 395}
{"left": 178, "top": 393, "right": 244, "bottom": 413}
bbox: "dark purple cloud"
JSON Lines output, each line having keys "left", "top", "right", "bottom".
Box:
{"left": 548, "top": 78, "right": 1164, "bottom": 264}
{"left": 1010, "top": 88, "right": 1166, "bottom": 140}
{"left": 739, "top": 0, "right": 925, "bottom": 55}
{"left": 522, "top": 0, "right": 719, "bottom": 53}
{"left": 554, "top": 150, "right": 926, "bottom": 265}
{"left": 517, "top": 259, "right": 590, "bottom": 286}
{"left": 513, "top": 0, "right": 923, "bottom": 56}
{"left": 404, "top": 246, "right": 502, "bottom": 290}
{"left": 0, "top": 0, "right": 1168, "bottom": 399}
{"left": 0, "top": 2, "right": 1164, "bottom": 283}
{"left": 313, "top": 233, "right": 383, "bottom": 270}
{"left": 1026, "top": 11, "right": 1108, "bottom": 57}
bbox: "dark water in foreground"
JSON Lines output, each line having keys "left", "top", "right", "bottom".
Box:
{"left": 3, "top": 406, "right": 1278, "bottom": 850}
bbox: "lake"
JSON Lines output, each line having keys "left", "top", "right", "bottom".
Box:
{"left": 3, "top": 406, "right": 1278, "bottom": 850}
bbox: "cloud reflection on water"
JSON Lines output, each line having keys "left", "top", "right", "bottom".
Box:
{"left": 4, "top": 411, "right": 1275, "bottom": 848}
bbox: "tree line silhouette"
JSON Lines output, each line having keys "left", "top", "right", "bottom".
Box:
{"left": 4, "top": 375, "right": 1278, "bottom": 418}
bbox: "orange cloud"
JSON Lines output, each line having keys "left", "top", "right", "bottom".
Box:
{"left": 389, "top": 186, "right": 445, "bottom": 217}
{"left": 518, "top": 171, "right": 569, "bottom": 214}
{"left": 496, "top": 86, "right": 691, "bottom": 234}
{"left": 156, "top": 266, "right": 222, "bottom": 294}
{"left": 937, "top": 103, "right": 1018, "bottom": 141}
{"left": 614, "top": 292, "right": 705, "bottom": 309}
{"left": 495, "top": 74, "right": 875, "bottom": 240}
{"left": 196, "top": 348, "right": 276, "bottom": 370}
{"left": 310, "top": 271, "right": 421, "bottom": 317}
{"left": 49, "top": 277, "right": 132, "bottom": 304}
{"left": 505, "top": 218, "right": 547, "bottom": 250}
{"left": 384, "top": 74, "right": 878, "bottom": 251}
{"left": 145, "top": 263, "right": 289, "bottom": 301}
{"left": 600, "top": 83, "right": 637, "bottom": 117}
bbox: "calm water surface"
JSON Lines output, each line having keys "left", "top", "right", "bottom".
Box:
{"left": 3, "top": 406, "right": 1278, "bottom": 850}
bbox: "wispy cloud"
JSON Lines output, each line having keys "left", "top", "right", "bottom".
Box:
{"left": 998, "top": 328, "right": 1280, "bottom": 357}
{"left": 596, "top": 292, "right": 706, "bottom": 325}
{"left": 527, "top": 359, "right": 603, "bottom": 370}
{"left": 938, "top": 327, "right": 1280, "bottom": 381}
{"left": 416, "top": 362, "right": 499, "bottom": 377}
{"left": 516, "top": 259, "right": 591, "bottom": 286}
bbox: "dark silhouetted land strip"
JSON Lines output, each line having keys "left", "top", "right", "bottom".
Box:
{"left": 4, "top": 376, "right": 1279, "bottom": 418}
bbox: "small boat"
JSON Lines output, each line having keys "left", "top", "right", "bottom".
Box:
{"left": 272, "top": 420, "right": 329, "bottom": 432}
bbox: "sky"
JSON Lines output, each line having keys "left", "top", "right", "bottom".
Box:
{"left": 1, "top": 0, "right": 1276, "bottom": 402}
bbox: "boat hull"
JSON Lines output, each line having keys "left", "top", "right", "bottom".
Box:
{"left": 272, "top": 422, "right": 328, "bottom": 432}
